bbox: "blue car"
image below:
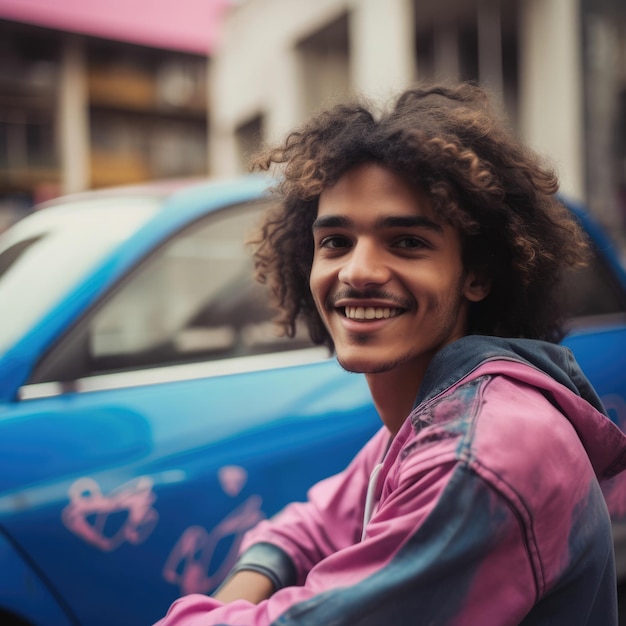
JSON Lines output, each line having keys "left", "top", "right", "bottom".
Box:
{"left": 0, "top": 177, "right": 625, "bottom": 626}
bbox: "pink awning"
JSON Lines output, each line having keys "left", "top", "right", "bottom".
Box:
{"left": 0, "top": 0, "right": 231, "bottom": 54}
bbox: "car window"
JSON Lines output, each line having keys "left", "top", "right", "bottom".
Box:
{"left": 0, "top": 197, "right": 160, "bottom": 354}
{"left": 0, "top": 236, "right": 43, "bottom": 280}
{"left": 83, "top": 201, "right": 311, "bottom": 374}
{"left": 561, "top": 245, "right": 626, "bottom": 321}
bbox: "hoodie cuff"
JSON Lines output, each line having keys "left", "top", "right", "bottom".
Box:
{"left": 221, "top": 542, "right": 298, "bottom": 592}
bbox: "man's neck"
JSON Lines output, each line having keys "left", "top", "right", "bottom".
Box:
{"left": 365, "top": 364, "right": 427, "bottom": 436}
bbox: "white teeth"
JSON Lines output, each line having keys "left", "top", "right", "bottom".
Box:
{"left": 344, "top": 306, "right": 400, "bottom": 320}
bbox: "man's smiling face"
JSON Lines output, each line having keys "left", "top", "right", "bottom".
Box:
{"left": 310, "top": 162, "right": 488, "bottom": 379}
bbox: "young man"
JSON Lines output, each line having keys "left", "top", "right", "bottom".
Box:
{"left": 157, "top": 84, "right": 626, "bottom": 624}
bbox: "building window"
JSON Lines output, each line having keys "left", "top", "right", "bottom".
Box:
{"left": 296, "top": 14, "right": 351, "bottom": 118}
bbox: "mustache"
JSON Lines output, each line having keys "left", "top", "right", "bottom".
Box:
{"left": 327, "top": 288, "right": 414, "bottom": 309}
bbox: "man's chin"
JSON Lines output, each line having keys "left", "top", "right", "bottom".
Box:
{"left": 336, "top": 355, "right": 398, "bottom": 375}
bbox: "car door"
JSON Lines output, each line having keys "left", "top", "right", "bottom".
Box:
{"left": 558, "top": 206, "right": 626, "bottom": 586}
{"left": 0, "top": 199, "right": 380, "bottom": 626}
{"left": 560, "top": 238, "right": 626, "bottom": 429}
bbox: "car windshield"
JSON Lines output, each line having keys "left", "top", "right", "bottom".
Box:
{"left": 0, "top": 195, "right": 160, "bottom": 354}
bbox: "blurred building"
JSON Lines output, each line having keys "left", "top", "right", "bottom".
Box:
{"left": 209, "top": 0, "right": 626, "bottom": 243}
{"left": 0, "top": 0, "right": 228, "bottom": 231}
{"left": 2, "top": 0, "right": 624, "bottom": 243}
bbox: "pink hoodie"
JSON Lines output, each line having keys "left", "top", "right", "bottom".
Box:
{"left": 156, "top": 337, "right": 626, "bottom": 625}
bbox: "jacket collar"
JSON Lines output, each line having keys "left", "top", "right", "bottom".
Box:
{"left": 415, "top": 335, "right": 606, "bottom": 415}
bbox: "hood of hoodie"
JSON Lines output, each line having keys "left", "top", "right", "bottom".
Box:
{"left": 415, "top": 335, "right": 626, "bottom": 481}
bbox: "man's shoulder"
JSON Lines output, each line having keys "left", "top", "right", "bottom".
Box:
{"left": 404, "top": 368, "right": 596, "bottom": 502}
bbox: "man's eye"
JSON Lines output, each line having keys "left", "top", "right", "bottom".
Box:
{"left": 320, "top": 236, "right": 350, "bottom": 249}
{"left": 394, "top": 237, "right": 427, "bottom": 249}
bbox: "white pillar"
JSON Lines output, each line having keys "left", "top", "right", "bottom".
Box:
{"left": 349, "top": 0, "right": 416, "bottom": 100}
{"left": 519, "top": 0, "right": 584, "bottom": 200}
{"left": 58, "top": 35, "right": 90, "bottom": 194}
{"left": 208, "top": 56, "right": 241, "bottom": 177}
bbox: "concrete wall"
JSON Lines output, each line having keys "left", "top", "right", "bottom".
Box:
{"left": 210, "top": 0, "right": 585, "bottom": 205}
{"left": 209, "top": 0, "right": 415, "bottom": 177}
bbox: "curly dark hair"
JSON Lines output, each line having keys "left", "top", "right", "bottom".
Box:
{"left": 251, "top": 83, "right": 589, "bottom": 349}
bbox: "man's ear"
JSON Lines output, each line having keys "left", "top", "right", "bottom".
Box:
{"left": 463, "top": 268, "right": 491, "bottom": 303}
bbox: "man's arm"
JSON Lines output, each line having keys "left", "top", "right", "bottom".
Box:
{"left": 221, "top": 427, "right": 390, "bottom": 591}
{"left": 213, "top": 571, "right": 274, "bottom": 604}
{"left": 155, "top": 460, "right": 538, "bottom": 626}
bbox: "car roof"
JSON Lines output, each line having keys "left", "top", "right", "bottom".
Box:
{"left": 0, "top": 175, "right": 274, "bottom": 394}
{"left": 37, "top": 177, "right": 209, "bottom": 209}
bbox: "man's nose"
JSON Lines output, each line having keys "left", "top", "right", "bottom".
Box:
{"left": 337, "top": 240, "right": 390, "bottom": 287}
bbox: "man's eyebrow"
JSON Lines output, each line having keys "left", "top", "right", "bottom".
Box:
{"left": 312, "top": 215, "right": 352, "bottom": 231}
{"left": 312, "top": 214, "right": 444, "bottom": 233}
{"left": 378, "top": 215, "right": 444, "bottom": 232}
